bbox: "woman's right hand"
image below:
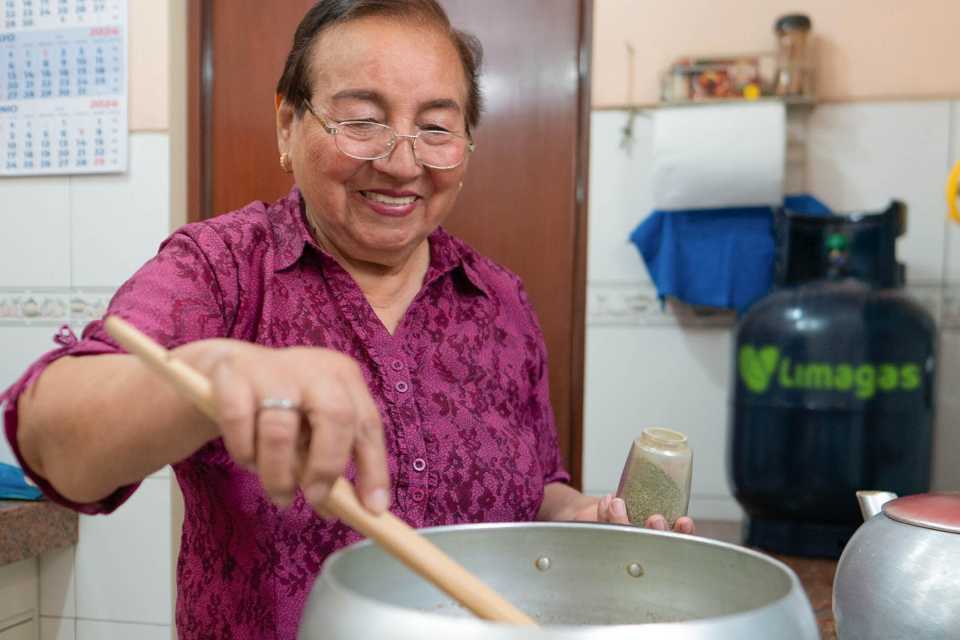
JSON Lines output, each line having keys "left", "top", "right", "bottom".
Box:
{"left": 177, "top": 340, "right": 390, "bottom": 515}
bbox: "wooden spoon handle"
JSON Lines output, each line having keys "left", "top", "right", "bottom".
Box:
{"left": 103, "top": 315, "right": 537, "bottom": 626}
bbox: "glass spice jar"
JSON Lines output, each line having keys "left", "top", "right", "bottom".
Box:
{"left": 615, "top": 428, "right": 692, "bottom": 528}
{"left": 773, "top": 14, "right": 813, "bottom": 98}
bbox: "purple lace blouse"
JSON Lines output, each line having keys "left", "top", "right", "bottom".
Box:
{"left": 2, "top": 187, "right": 569, "bottom": 639}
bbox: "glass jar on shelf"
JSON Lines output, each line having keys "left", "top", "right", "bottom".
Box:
{"left": 773, "top": 14, "right": 814, "bottom": 98}
{"left": 615, "top": 427, "right": 692, "bottom": 528}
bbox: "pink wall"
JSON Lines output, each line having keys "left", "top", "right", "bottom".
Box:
{"left": 129, "top": 0, "right": 169, "bottom": 131}
{"left": 593, "top": 0, "right": 960, "bottom": 107}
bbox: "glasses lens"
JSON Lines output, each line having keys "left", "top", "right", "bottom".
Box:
{"left": 336, "top": 122, "right": 394, "bottom": 160}
{"left": 333, "top": 122, "right": 469, "bottom": 168}
{"left": 416, "top": 131, "right": 468, "bottom": 169}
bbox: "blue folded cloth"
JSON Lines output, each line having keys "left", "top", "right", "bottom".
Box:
{"left": 629, "top": 195, "right": 831, "bottom": 313}
{"left": 0, "top": 462, "right": 43, "bottom": 501}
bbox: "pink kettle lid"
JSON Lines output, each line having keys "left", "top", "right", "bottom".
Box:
{"left": 883, "top": 492, "right": 960, "bottom": 534}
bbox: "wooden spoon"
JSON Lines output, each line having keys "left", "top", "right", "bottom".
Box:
{"left": 103, "top": 315, "right": 536, "bottom": 626}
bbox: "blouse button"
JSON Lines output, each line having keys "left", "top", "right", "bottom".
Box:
{"left": 391, "top": 360, "right": 404, "bottom": 371}
{"left": 412, "top": 457, "right": 427, "bottom": 472}
{"left": 395, "top": 381, "right": 409, "bottom": 393}
{"left": 412, "top": 489, "right": 426, "bottom": 502}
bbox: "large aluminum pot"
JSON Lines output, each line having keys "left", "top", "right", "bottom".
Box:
{"left": 833, "top": 491, "right": 960, "bottom": 639}
{"left": 299, "top": 522, "right": 818, "bottom": 639}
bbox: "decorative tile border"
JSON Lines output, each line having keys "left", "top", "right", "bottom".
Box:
{"left": 905, "top": 282, "right": 943, "bottom": 327}
{"left": 588, "top": 280, "right": 946, "bottom": 329}
{"left": 587, "top": 281, "right": 665, "bottom": 326}
{"left": 0, "top": 288, "right": 115, "bottom": 327}
{"left": 941, "top": 284, "right": 960, "bottom": 330}
{"left": 587, "top": 281, "right": 735, "bottom": 327}
{"left": 2, "top": 282, "right": 947, "bottom": 330}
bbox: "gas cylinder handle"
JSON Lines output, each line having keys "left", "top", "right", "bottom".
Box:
{"left": 948, "top": 160, "right": 960, "bottom": 224}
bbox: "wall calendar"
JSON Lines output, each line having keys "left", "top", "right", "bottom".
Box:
{"left": 1, "top": 0, "right": 127, "bottom": 176}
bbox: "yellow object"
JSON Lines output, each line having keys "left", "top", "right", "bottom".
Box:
{"left": 949, "top": 160, "right": 960, "bottom": 223}
{"left": 743, "top": 83, "right": 761, "bottom": 100}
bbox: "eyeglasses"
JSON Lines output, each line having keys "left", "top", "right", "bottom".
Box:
{"left": 303, "top": 103, "right": 475, "bottom": 170}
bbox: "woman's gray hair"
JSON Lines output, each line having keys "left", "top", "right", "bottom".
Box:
{"left": 276, "top": 0, "right": 484, "bottom": 133}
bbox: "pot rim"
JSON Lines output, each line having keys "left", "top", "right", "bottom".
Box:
{"left": 316, "top": 521, "right": 810, "bottom": 630}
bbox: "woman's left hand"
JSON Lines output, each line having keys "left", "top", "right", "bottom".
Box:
{"left": 573, "top": 494, "right": 696, "bottom": 535}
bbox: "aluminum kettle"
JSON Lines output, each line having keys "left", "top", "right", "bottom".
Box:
{"left": 833, "top": 490, "right": 960, "bottom": 639}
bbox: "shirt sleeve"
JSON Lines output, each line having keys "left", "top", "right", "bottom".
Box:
{"left": 517, "top": 283, "right": 571, "bottom": 487}
{"left": 1, "top": 227, "right": 236, "bottom": 514}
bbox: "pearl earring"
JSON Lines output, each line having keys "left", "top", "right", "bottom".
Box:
{"left": 279, "top": 153, "right": 292, "bottom": 173}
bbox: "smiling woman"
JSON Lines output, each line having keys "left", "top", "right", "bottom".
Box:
{"left": 274, "top": 2, "right": 479, "bottom": 279}
{"left": 3, "top": 2, "right": 690, "bottom": 639}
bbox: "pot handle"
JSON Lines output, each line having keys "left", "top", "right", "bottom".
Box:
{"left": 856, "top": 490, "right": 898, "bottom": 521}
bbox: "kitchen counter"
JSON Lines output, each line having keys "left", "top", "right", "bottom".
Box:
{"left": 0, "top": 500, "right": 78, "bottom": 566}
{"left": 0, "top": 509, "right": 839, "bottom": 636}
{"left": 773, "top": 554, "right": 838, "bottom": 640}
{"left": 698, "top": 521, "right": 837, "bottom": 640}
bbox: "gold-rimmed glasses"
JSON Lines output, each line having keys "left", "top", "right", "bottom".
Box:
{"left": 303, "top": 103, "right": 475, "bottom": 170}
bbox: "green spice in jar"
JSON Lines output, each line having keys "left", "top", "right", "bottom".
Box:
{"left": 616, "top": 428, "right": 692, "bottom": 528}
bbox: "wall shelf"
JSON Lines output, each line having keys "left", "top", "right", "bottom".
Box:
{"left": 658, "top": 96, "right": 816, "bottom": 109}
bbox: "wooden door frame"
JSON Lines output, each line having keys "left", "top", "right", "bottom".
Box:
{"left": 185, "top": 0, "right": 592, "bottom": 488}
{"left": 569, "top": 0, "right": 592, "bottom": 489}
{"left": 186, "top": 0, "right": 210, "bottom": 227}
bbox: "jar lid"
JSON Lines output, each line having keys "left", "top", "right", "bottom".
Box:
{"left": 642, "top": 427, "right": 688, "bottom": 447}
{"left": 883, "top": 492, "right": 960, "bottom": 534}
{"left": 775, "top": 14, "right": 812, "bottom": 33}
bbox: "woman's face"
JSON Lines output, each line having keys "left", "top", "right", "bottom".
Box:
{"left": 276, "top": 16, "right": 471, "bottom": 269}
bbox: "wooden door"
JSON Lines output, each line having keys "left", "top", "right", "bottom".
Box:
{"left": 188, "top": 0, "right": 592, "bottom": 485}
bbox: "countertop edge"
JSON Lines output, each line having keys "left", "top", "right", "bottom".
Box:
{"left": 0, "top": 500, "right": 79, "bottom": 566}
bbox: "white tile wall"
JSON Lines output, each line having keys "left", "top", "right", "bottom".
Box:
{"left": 953, "top": 100, "right": 960, "bottom": 168}
{"left": 76, "top": 620, "right": 169, "bottom": 640}
{"left": 149, "top": 465, "right": 171, "bottom": 479}
{"left": 2, "top": 4, "right": 176, "bottom": 636}
{"left": 76, "top": 477, "right": 172, "bottom": 625}
{"left": 946, "top": 100, "right": 960, "bottom": 281}
{"left": 70, "top": 133, "right": 170, "bottom": 288}
{"left": 0, "top": 326, "right": 62, "bottom": 391}
{"left": 0, "top": 325, "right": 64, "bottom": 465}
{"left": 805, "top": 101, "right": 952, "bottom": 283}
{"left": 0, "top": 177, "right": 71, "bottom": 289}
{"left": 585, "top": 110, "right": 749, "bottom": 520}
{"left": 585, "top": 101, "right": 960, "bottom": 522}
{"left": 0, "top": 424, "right": 17, "bottom": 465}
{"left": 947, "top": 107, "right": 960, "bottom": 524}
{"left": 933, "top": 330, "right": 960, "bottom": 490}
{"left": 0, "top": 131, "right": 176, "bottom": 639}
{"left": 583, "top": 324, "right": 742, "bottom": 520}
{"left": 587, "top": 110, "right": 655, "bottom": 285}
